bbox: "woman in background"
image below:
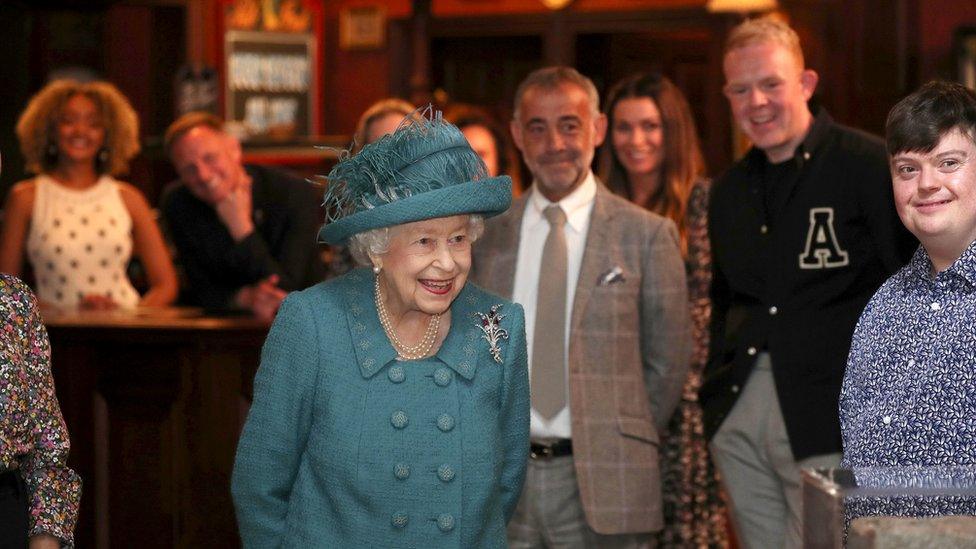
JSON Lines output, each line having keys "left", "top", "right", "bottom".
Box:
{"left": 0, "top": 273, "right": 81, "bottom": 547}
{"left": 600, "top": 72, "right": 727, "bottom": 546}
{"left": 445, "top": 103, "right": 522, "bottom": 195}
{"left": 350, "top": 97, "right": 416, "bottom": 153}
{"left": 324, "top": 98, "right": 420, "bottom": 279}
{"left": 0, "top": 79, "right": 177, "bottom": 309}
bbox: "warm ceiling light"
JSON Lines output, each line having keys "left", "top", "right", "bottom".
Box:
{"left": 540, "top": 0, "right": 574, "bottom": 8}
{"left": 706, "top": 0, "right": 778, "bottom": 12}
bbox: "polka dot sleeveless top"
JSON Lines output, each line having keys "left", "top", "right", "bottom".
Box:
{"left": 26, "top": 175, "right": 139, "bottom": 308}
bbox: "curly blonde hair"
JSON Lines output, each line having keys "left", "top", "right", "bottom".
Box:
{"left": 16, "top": 79, "right": 141, "bottom": 176}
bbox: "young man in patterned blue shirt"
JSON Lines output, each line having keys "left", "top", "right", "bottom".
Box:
{"left": 840, "top": 81, "right": 976, "bottom": 518}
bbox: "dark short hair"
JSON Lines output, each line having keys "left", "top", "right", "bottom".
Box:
{"left": 886, "top": 81, "right": 976, "bottom": 156}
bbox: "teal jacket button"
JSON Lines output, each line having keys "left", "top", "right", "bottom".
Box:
{"left": 437, "top": 513, "right": 455, "bottom": 532}
{"left": 391, "top": 410, "right": 409, "bottom": 429}
{"left": 388, "top": 365, "right": 405, "bottom": 383}
{"left": 391, "top": 512, "right": 408, "bottom": 528}
{"left": 436, "top": 413, "right": 455, "bottom": 432}
{"left": 437, "top": 464, "right": 455, "bottom": 482}
{"left": 394, "top": 463, "right": 410, "bottom": 480}
{"left": 433, "top": 367, "right": 453, "bottom": 387}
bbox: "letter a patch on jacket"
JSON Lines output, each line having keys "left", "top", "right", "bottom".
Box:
{"left": 798, "top": 207, "right": 849, "bottom": 269}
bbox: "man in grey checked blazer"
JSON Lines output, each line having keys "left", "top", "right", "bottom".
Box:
{"left": 473, "top": 66, "right": 691, "bottom": 548}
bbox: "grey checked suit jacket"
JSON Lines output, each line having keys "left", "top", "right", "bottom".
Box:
{"left": 472, "top": 181, "right": 691, "bottom": 534}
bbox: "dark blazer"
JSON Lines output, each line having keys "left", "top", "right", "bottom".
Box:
{"left": 701, "top": 109, "right": 916, "bottom": 460}
{"left": 473, "top": 180, "right": 691, "bottom": 534}
{"left": 161, "top": 164, "right": 325, "bottom": 310}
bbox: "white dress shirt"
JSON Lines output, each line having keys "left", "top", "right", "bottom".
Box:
{"left": 512, "top": 172, "right": 596, "bottom": 439}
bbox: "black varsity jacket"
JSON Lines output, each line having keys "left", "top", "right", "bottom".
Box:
{"left": 700, "top": 108, "right": 917, "bottom": 460}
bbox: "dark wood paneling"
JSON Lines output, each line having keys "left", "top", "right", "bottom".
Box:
{"left": 431, "top": 35, "right": 544, "bottom": 108}
{"left": 0, "top": 3, "right": 32, "bottom": 200}
{"left": 785, "top": 0, "right": 914, "bottom": 138}
{"left": 916, "top": 0, "right": 974, "bottom": 82}
{"left": 576, "top": 16, "right": 732, "bottom": 176}
{"left": 104, "top": 4, "right": 186, "bottom": 205}
{"left": 322, "top": 3, "right": 399, "bottom": 136}
{"left": 430, "top": 9, "right": 732, "bottom": 176}
{"left": 47, "top": 311, "right": 267, "bottom": 548}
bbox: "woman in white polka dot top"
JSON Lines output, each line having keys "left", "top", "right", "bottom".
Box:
{"left": 0, "top": 79, "right": 177, "bottom": 309}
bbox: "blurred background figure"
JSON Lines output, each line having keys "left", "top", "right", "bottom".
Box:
{"left": 324, "top": 98, "right": 419, "bottom": 278}
{"left": 162, "top": 112, "right": 324, "bottom": 321}
{"left": 445, "top": 103, "right": 523, "bottom": 195}
{"left": 0, "top": 79, "right": 178, "bottom": 309}
{"left": 0, "top": 272, "right": 81, "bottom": 547}
{"left": 600, "top": 71, "right": 727, "bottom": 547}
{"left": 350, "top": 97, "right": 416, "bottom": 154}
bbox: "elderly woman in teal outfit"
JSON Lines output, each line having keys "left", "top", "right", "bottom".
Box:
{"left": 231, "top": 111, "right": 530, "bottom": 548}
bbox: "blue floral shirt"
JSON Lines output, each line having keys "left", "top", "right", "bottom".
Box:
{"left": 840, "top": 241, "right": 976, "bottom": 519}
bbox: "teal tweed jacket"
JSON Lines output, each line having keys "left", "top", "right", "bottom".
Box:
{"left": 231, "top": 268, "right": 530, "bottom": 548}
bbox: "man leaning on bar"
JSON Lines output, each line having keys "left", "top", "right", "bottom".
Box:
{"left": 161, "top": 112, "right": 324, "bottom": 321}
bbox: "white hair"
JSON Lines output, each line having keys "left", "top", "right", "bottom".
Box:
{"left": 348, "top": 214, "right": 486, "bottom": 266}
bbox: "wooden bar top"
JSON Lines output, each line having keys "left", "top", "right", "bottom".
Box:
{"left": 41, "top": 306, "right": 271, "bottom": 331}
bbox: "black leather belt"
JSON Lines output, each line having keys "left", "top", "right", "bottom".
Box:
{"left": 530, "top": 439, "right": 573, "bottom": 459}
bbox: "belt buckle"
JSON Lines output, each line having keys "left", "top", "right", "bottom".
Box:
{"left": 530, "top": 442, "right": 555, "bottom": 460}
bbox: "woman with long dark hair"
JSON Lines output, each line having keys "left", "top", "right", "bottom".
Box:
{"left": 600, "top": 72, "right": 727, "bottom": 546}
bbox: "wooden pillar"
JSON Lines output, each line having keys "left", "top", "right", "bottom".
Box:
{"left": 544, "top": 9, "right": 574, "bottom": 66}
{"left": 409, "top": 0, "right": 432, "bottom": 106}
{"left": 185, "top": 0, "right": 218, "bottom": 67}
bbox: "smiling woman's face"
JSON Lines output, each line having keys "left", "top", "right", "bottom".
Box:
{"left": 611, "top": 96, "right": 665, "bottom": 182}
{"left": 375, "top": 215, "right": 473, "bottom": 317}
{"left": 462, "top": 124, "right": 500, "bottom": 177}
{"left": 56, "top": 94, "right": 106, "bottom": 166}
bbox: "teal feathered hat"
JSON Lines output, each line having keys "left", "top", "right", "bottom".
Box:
{"left": 318, "top": 107, "right": 512, "bottom": 244}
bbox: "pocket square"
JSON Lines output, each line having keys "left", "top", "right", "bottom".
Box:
{"left": 598, "top": 266, "right": 625, "bottom": 286}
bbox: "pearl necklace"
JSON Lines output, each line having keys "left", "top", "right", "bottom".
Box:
{"left": 374, "top": 275, "right": 441, "bottom": 360}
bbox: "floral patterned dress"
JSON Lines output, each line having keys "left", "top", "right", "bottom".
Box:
{"left": 0, "top": 274, "right": 81, "bottom": 545}
{"left": 656, "top": 180, "right": 729, "bottom": 547}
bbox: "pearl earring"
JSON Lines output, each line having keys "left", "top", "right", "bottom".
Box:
{"left": 373, "top": 265, "right": 381, "bottom": 274}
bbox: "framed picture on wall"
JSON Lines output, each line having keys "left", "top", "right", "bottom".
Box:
{"left": 218, "top": 0, "right": 324, "bottom": 142}
{"left": 339, "top": 6, "right": 387, "bottom": 50}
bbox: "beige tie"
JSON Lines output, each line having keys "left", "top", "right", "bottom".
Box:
{"left": 532, "top": 205, "right": 568, "bottom": 420}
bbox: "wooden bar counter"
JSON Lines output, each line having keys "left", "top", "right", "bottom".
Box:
{"left": 43, "top": 307, "right": 270, "bottom": 549}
